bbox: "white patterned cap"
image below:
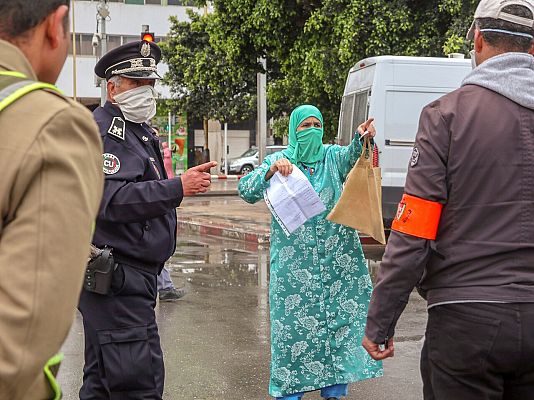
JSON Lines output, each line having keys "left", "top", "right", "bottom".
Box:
{"left": 466, "top": 0, "right": 534, "bottom": 39}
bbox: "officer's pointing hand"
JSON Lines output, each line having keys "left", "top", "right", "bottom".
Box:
{"left": 180, "top": 161, "right": 217, "bottom": 196}
{"left": 190, "top": 161, "right": 218, "bottom": 173}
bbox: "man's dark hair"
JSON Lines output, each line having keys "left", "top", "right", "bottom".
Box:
{"left": 476, "top": 4, "right": 534, "bottom": 52}
{"left": 0, "top": 0, "right": 70, "bottom": 39}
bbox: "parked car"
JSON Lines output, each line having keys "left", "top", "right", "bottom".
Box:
{"left": 221, "top": 145, "right": 288, "bottom": 175}
{"left": 221, "top": 147, "right": 258, "bottom": 175}
{"left": 265, "top": 145, "right": 287, "bottom": 156}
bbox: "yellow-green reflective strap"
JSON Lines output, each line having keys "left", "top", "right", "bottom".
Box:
{"left": 0, "top": 71, "right": 27, "bottom": 78}
{"left": 43, "top": 353, "right": 63, "bottom": 400}
{"left": 0, "top": 81, "right": 62, "bottom": 111}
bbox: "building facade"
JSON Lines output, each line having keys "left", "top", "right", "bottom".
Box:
{"left": 57, "top": 0, "right": 256, "bottom": 172}
{"left": 57, "top": 0, "right": 199, "bottom": 106}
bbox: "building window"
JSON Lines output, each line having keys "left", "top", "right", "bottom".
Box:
{"left": 68, "top": 34, "right": 166, "bottom": 56}
{"left": 80, "top": 34, "right": 95, "bottom": 56}
{"left": 125, "top": 0, "right": 144, "bottom": 4}
{"left": 168, "top": 0, "right": 197, "bottom": 4}
{"left": 145, "top": 0, "right": 162, "bottom": 4}
{"left": 69, "top": 33, "right": 96, "bottom": 56}
{"left": 123, "top": 35, "right": 141, "bottom": 44}
{"left": 107, "top": 35, "right": 122, "bottom": 52}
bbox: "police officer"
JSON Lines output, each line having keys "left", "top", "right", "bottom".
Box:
{"left": 363, "top": 1, "right": 534, "bottom": 399}
{"left": 0, "top": 1, "right": 103, "bottom": 399}
{"left": 79, "top": 40, "right": 216, "bottom": 399}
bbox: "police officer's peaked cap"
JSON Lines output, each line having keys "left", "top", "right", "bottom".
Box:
{"left": 95, "top": 40, "right": 162, "bottom": 80}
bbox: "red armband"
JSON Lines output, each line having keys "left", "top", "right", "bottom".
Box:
{"left": 391, "top": 194, "right": 443, "bottom": 240}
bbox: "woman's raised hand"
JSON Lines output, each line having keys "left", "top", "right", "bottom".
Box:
{"left": 357, "top": 118, "right": 376, "bottom": 138}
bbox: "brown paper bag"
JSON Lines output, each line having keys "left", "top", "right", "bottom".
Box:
{"left": 327, "top": 137, "right": 386, "bottom": 244}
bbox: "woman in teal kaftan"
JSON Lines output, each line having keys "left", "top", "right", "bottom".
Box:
{"left": 238, "top": 105, "right": 383, "bottom": 399}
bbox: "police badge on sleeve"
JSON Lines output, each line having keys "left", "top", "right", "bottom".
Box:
{"left": 410, "top": 147, "right": 420, "bottom": 167}
{"left": 103, "top": 153, "right": 121, "bottom": 175}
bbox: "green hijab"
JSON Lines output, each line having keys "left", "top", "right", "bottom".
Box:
{"left": 283, "top": 104, "right": 325, "bottom": 165}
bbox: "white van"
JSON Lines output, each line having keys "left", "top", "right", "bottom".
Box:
{"left": 337, "top": 55, "right": 472, "bottom": 226}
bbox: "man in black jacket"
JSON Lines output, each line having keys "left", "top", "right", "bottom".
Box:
{"left": 363, "top": 1, "right": 534, "bottom": 399}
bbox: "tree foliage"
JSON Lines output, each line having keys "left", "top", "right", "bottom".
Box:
{"left": 160, "top": 10, "right": 256, "bottom": 124}
{"left": 162, "top": 0, "right": 478, "bottom": 140}
{"left": 272, "top": 115, "right": 290, "bottom": 139}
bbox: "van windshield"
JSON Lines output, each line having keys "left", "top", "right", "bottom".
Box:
{"left": 338, "top": 90, "right": 369, "bottom": 145}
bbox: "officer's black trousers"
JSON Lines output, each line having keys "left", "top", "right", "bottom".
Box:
{"left": 78, "top": 263, "right": 164, "bottom": 400}
{"left": 421, "top": 302, "right": 534, "bottom": 400}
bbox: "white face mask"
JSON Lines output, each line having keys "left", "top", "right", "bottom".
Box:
{"left": 113, "top": 85, "right": 157, "bottom": 123}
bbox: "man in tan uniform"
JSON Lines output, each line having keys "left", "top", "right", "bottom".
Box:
{"left": 0, "top": 1, "right": 103, "bottom": 399}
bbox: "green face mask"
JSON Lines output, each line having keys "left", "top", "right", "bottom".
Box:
{"left": 296, "top": 127, "right": 324, "bottom": 164}
{"left": 283, "top": 105, "right": 326, "bottom": 165}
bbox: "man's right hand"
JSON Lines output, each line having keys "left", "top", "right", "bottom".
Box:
{"left": 180, "top": 161, "right": 217, "bottom": 196}
{"left": 362, "top": 335, "right": 395, "bottom": 360}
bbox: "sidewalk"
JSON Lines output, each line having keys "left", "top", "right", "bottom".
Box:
{"left": 178, "top": 180, "right": 385, "bottom": 249}
{"left": 178, "top": 180, "right": 270, "bottom": 243}
{"left": 202, "top": 179, "right": 239, "bottom": 196}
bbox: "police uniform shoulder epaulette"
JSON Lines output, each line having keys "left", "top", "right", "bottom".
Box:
{"left": 107, "top": 116, "right": 126, "bottom": 141}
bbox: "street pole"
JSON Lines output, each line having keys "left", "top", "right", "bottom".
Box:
{"left": 168, "top": 111, "right": 172, "bottom": 149}
{"left": 97, "top": 0, "right": 109, "bottom": 106}
{"left": 224, "top": 122, "right": 228, "bottom": 175}
{"left": 257, "top": 57, "right": 267, "bottom": 163}
{"left": 71, "top": 0, "right": 77, "bottom": 101}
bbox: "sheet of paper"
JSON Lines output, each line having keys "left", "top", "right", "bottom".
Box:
{"left": 264, "top": 166, "right": 326, "bottom": 236}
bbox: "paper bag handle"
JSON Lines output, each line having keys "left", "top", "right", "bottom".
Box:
{"left": 359, "top": 136, "right": 373, "bottom": 163}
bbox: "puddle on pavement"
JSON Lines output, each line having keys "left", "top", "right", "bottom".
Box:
{"left": 176, "top": 239, "right": 209, "bottom": 248}
{"left": 168, "top": 235, "right": 384, "bottom": 288}
{"left": 168, "top": 236, "right": 270, "bottom": 288}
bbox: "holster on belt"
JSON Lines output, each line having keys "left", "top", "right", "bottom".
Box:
{"left": 84, "top": 245, "right": 117, "bottom": 295}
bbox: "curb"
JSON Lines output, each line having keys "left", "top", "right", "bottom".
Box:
{"left": 211, "top": 174, "right": 244, "bottom": 180}
{"left": 177, "top": 218, "right": 386, "bottom": 246}
{"left": 199, "top": 190, "right": 239, "bottom": 197}
{"left": 177, "top": 219, "right": 270, "bottom": 244}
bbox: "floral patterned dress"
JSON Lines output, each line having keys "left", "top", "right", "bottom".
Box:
{"left": 238, "top": 137, "right": 383, "bottom": 397}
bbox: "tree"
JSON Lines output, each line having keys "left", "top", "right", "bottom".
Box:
{"left": 265, "top": 0, "right": 479, "bottom": 138}
{"left": 163, "top": 0, "right": 479, "bottom": 141}
{"left": 272, "top": 115, "right": 289, "bottom": 140}
{"left": 160, "top": 10, "right": 257, "bottom": 149}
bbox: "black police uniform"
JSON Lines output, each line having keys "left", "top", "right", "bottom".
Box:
{"left": 78, "top": 41, "right": 182, "bottom": 400}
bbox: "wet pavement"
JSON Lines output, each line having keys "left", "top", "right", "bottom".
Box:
{"left": 178, "top": 185, "right": 387, "bottom": 246}
{"left": 177, "top": 195, "right": 271, "bottom": 242}
{"left": 58, "top": 231, "right": 426, "bottom": 400}
{"left": 204, "top": 179, "right": 240, "bottom": 196}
